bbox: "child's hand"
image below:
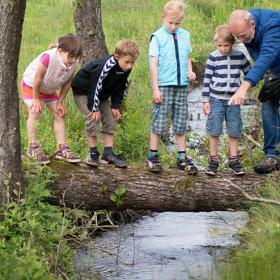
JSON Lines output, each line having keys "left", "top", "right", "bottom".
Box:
{"left": 31, "top": 98, "right": 43, "bottom": 114}
{"left": 188, "top": 71, "right": 196, "bottom": 81}
{"left": 89, "top": 111, "right": 100, "bottom": 122}
{"left": 202, "top": 102, "right": 211, "bottom": 115}
{"left": 112, "top": 109, "right": 121, "bottom": 121}
{"left": 153, "top": 89, "right": 162, "bottom": 104}
{"left": 56, "top": 101, "right": 67, "bottom": 117}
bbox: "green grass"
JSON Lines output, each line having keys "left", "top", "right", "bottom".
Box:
{"left": 220, "top": 176, "right": 280, "bottom": 280}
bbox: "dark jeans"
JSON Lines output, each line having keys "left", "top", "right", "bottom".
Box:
{"left": 262, "top": 99, "right": 280, "bottom": 156}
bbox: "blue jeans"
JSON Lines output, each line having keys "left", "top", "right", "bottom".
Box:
{"left": 206, "top": 97, "right": 242, "bottom": 138}
{"left": 262, "top": 100, "right": 280, "bottom": 156}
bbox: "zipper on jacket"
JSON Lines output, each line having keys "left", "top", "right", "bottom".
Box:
{"left": 172, "top": 33, "right": 181, "bottom": 85}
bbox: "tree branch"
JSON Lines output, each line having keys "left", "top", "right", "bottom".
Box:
{"left": 224, "top": 179, "right": 280, "bottom": 207}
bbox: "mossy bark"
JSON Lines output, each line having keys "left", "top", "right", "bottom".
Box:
{"left": 48, "top": 161, "right": 268, "bottom": 212}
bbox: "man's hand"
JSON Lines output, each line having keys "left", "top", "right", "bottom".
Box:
{"left": 30, "top": 98, "right": 43, "bottom": 114}
{"left": 88, "top": 111, "right": 100, "bottom": 122}
{"left": 228, "top": 90, "right": 246, "bottom": 105}
{"left": 112, "top": 108, "right": 121, "bottom": 121}
{"left": 228, "top": 81, "right": 252, "bottom": 106}
{"left": 153, "top": 88, "right": 163, "bottom": 104}
{"left": 202, "top": 102, "right": 211, "bottom": 115}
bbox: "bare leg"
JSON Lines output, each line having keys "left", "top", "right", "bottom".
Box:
{"left": 26, "top": 108, "right": 41, "bottom": 144}
{"left": 229, "top": 136, "right": 239, "bottom": 157}
{"left": 103, "top": 133, "right": 114, "bottom": 147}
{"left": 149, "top": 132, "right": 161, "bottom": 150}
{"left": 47, "top": 101, "right": 65, "bottom": 145}
{"left": 87, "top": 135, "right": 97, "bottom": 147}
{"left": 209, "top": 135, "right": 219, "bottom": 157}
{"left": 175, "top": 134, "right": 186, "bottom": 151}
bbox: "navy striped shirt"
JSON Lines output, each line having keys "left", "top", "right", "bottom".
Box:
{"left": 202, "top": 48, "right": 251, "bottom": 102}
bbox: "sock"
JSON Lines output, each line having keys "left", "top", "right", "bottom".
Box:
{"left": 148, "top": 149, "right": 158, "bottom": 159}
{"left": 177, "top": 151, "right": 186, "bottom": 160}
{"left": 104, "top": 146, "right": 113, "bottom": 155}
{"left": 90, "top": 147, "right": 98, "bottom": 154}
{"left": 210, "top": 155, "right": 218, "bottom": 161}
{"left": 229, "top": 155, "right": 238, "bottom": 162}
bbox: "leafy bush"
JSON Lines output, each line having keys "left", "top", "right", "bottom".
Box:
{"left": 0, "top": 162, "right": 75, "bottom": 279}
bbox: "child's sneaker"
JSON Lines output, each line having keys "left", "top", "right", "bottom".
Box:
{"left": 101, "top": 152, "right": 127, "bottom": 168}
{"left": 205, "top": 160, "right": 219, "bottom": 176}
{"left": 229, "top": 159, "right": 245, "bottom": 176}
{"left": 147, "top": 154, "right": 163, "bottom": 173}
{"left": 54, "top": 144, "right": 81, "bottom": 163}
{"left": 177, "top": 157, "right": 198, "bottom": 175}
{"left": 26, "top": 143, "right": 50, "bottom": 164}
{"left": 86, "top": 151, "right": 100, "bottom": 167}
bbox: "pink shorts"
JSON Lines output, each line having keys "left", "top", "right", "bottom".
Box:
{"left": 21, "top": 81, "right": 59, "bottom": 105}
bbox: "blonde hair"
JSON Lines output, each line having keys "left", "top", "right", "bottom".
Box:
{"left": 114, "top": 39, "right": 140, "bottom": 59}
{"left": 162, "top": 0, "right": 185, "bottom": 18}
{"left": 214, "top": 24, "right": 236, "bottom": 44}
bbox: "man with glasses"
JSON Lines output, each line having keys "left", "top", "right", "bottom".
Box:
{"left": 228, "top": 9, "right": 280, "bottom": 174}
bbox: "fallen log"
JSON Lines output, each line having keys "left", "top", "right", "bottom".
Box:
{"left": 48, "top": 160, "right": 271, "bottom": 212}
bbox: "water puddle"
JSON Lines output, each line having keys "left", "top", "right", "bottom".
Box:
{"left": 75, "top": 211, "right": 248, "bottom": 279}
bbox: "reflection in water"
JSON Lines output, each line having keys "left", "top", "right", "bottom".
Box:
{"left": 75, "top": 211, "right": 248, "bottom": 280}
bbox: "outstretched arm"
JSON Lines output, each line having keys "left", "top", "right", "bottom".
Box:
{"left": 31, "top": 62, "right": 47, "bottom": 113}
{"left": 56, "top": 76, "right": 73, "bottom": 117}
{"left": 228, "top": 80, "right": 253, "bottom": 105}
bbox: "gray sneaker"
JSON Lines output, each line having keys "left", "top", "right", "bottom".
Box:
{"left": 86, "top": 151, "right": 100, "bottom": 167}
{"left": 229, "top": 159, "right": 245, "bottom": 176}
{"left": 205, "top": 160, "right": 219, "bottom": 176}
{"left": 101, "top": 152, "right": 127, "bottom": 168}
{"left": 254, "top": 156, "right": 280, "bottom": 174}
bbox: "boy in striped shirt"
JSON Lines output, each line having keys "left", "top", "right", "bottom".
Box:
{"left": 202, "top": 25, "right": 251, "bottom": 176}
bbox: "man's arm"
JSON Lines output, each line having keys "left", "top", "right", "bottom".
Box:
{"left": 245, "top": 24, "right": 280, "bottom": 86}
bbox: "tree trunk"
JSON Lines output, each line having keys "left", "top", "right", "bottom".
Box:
{"left": 74, "top": 0, "right": 108, "bottom": 65}
{"left": 0, "top": 1, "right": 26, "bottom": 206}
{"left": 49, "top": 161, "right": 268, "bottom": 212}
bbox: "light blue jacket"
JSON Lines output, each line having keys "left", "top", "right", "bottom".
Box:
{"left": 150, "top": 25, "right": 192, "bottom": 86}
{"left": 245, "top": 9, "right": 280, "bottom": 85}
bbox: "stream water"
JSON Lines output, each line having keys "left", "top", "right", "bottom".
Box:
{"left": 74, "top": 86, "right": 258, "bottom": 280}
{"left": 75, "top": 211, "right": 248, "bottom": 279}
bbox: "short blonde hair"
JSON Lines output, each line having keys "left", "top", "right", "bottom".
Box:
{"left": 162, "top": 0, "right": 185, "bottom": 18}
{"left": 114, "top": 39, "right": 140, "bottom": 59}
{"left": 214, "top": 24, "right": 236, "bottom": 44}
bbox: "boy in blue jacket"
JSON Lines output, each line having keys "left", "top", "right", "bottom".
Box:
{"left": 229, "top": 9, "right": 280, "bottom": 174}
{"left": 147, "top": 0, "right": 197, "bottom": 173}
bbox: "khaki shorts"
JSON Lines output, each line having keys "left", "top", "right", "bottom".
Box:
{"left": 73, "top": 94, "right": 116, "bottom": 136}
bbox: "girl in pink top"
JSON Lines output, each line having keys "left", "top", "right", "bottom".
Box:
{"left": 21, "top": 33, "right": 83, "bottom": 164}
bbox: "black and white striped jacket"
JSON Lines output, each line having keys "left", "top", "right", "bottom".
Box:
{"left": 72, "top": 55, "right": 130, "bottom": 112}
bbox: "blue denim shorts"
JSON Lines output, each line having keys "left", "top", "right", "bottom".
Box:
{"left": 206, "top": 97, "right": 243, "bottom": 138}
{"left": 151, "top": 86, "right": 188, "bottom": 135}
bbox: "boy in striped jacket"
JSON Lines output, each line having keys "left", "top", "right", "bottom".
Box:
{"left": 202, "top": 25, "right": 251, "bottom": 176}
{"left": 72, "top": 39, "right": 139, "bottom": 168}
